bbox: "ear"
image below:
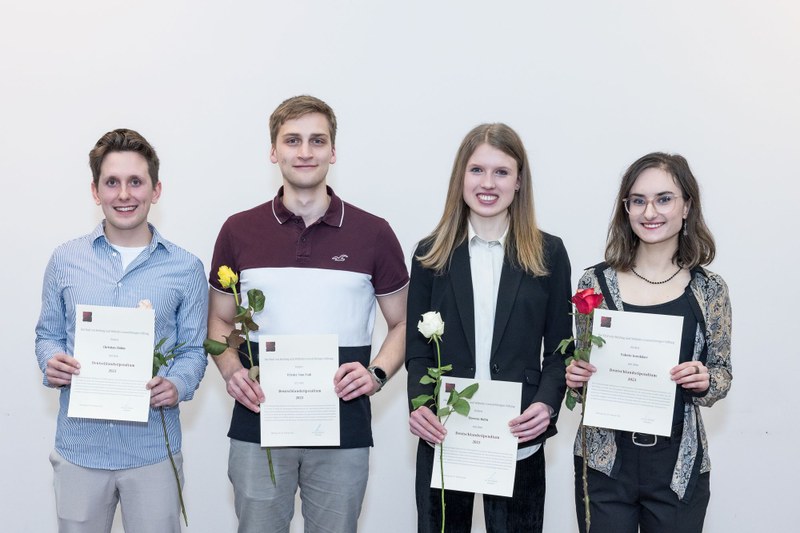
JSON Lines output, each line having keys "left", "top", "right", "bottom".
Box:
{"left": 515, "top": 176, "right": 521, "bottom": 191}
{"left": 683, "top": 197, "right": 692, "bottom": 218}
{"left": 329, "top": 145, "right": 336, "bottom": 165}
{"left": 269, "top": 145, "right": 278, "bottom": 164}
{"left": 91, "top": 181, "right": 101, "bottom": 205}
{"left": 151, "top": 181, "right": 162, "bottom": 204}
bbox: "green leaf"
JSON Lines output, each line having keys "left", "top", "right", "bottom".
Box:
{"left": 452, "top": 399, "right": 470, "bottom": 416}
{"left": 154, "top": 337, "right": 167, "bottom": 351}
{"left": 447, "top": 389, "right": 459, "bottom": 405}
{"left": 557, "top": 338, "right": 574, "bottom": 354}
{"left": 204, "top": 338, "right": 228, "bottom": 356}
{"left": 419, "top": 375, "right": 436, "bottom": 385}
{"left": 459, "top": 383, "right": 479, "bottom": 399}
{"left": 225, "top": 331, "right": 246, "bottom": 350}
{"left": 427, "top": 367, "right": 441, "bottom": 378}
{"left": 565, "top": 392, "right": 577, "bottom": 411}
{"left": 248, "top": 366, "right": 260, "bottom": 382}
{"left": 242, "top": 316, "right": 259, "bottom": 332}
{"left": 564, "top": 356, "right": 575, "bottom": 367}
{"left": 591, "top": 335, "right": 606, "bottom": 348}
{"left": 411, "top": 394, "right": 433, "bottom": 410}
{"left": 234, "top": 306, "right": 248, "bottom": 320}
{"left": 439, "top": 364, "right": 453, "bottom": 373}
{"left": 574, "top": 348, "right": 590, "bottom": 361}
{"left": 247, "top": 289, "right": 266, "bottom": 313}
{"left": 437, "top": 407, "right": 451, "bottom": 417}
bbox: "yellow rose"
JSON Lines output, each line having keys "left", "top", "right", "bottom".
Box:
{"left": 217, "top": 266, "right": 239, "bottom": 289}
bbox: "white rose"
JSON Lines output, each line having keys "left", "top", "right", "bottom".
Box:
{"left": 417, "top": 311, "right": 445, "bottom": 339}
{"left": 137, "top": 299, "right": 153, "bottom": 310}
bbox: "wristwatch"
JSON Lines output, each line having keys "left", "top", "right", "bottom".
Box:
{"left": 368, "top": 365, "right": 388, "bottom": 392}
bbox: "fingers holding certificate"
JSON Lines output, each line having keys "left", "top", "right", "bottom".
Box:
{"left": 581, "top": 309, "right": 683, "bottom": 437}
{"left": 259, "top": 334, "right": 340, "bottom": 447}
{"left": 430, "top": 377, "right": 522, "bottom": 498}
{"left": 67, "top": 304, "right": 155, "bottom": 422}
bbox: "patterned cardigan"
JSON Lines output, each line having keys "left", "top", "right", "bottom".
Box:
{"left": 574, "top": 263, "right": 732, "bottom": 501}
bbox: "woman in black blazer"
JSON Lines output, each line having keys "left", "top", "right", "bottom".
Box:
{"left": 406, "top": 123, "right": 573, "bottom": 533}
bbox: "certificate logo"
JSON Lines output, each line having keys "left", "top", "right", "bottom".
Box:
{"left": 82, "top": 311, "right": 93, "bottom": 322}
{"left": 444, "top": 382, "right": 455, "bottom": 393}
{"left": 265, "top": 341, "right": 276, "bottom": 352}
{"left": 600, "top": 316, "right": 612, "bottom": 328}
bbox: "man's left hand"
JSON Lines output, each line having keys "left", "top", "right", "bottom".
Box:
{"left": 334, "top": 362, "right": 378, "bottom": 401}
{"left": 148, "top": 376, "right": 178, "bottom": 408}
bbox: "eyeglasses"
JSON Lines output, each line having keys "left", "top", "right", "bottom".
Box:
{"left": 622, "top": 193, "right": 683, "bottom": 215}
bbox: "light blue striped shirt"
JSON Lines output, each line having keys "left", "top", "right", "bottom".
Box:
{"left": 35, "top": 223, "right": 208, "bottom": 470}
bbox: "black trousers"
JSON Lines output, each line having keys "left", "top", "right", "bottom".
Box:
{"left": 574, "top": 432, "right": 710, "bottom": 533}
{"left": 415, "top": 441, "right": 546, "bottom": 533}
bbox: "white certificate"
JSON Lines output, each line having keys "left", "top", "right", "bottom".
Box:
{"left": 583, "top": 309, "right": 683, "bottom": 436}
{"left": 431, "top": 377, "right": 521, "bottom": 497}
{"left": 68, "top": 304, "right": 154, "bottom": 422}
{"left": 259, "top": 334, "right": 340, "bottom": 447}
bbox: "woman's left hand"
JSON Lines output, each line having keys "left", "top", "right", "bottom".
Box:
{"left": 670, "top": 361, "right": 709, "bottom": 392}
{"left": 509, "top": 402, "right": 553, "bottom": 443}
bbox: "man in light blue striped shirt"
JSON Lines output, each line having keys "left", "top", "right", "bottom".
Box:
{"left": 35, "top": 129, "right": 208, "bottom": 533}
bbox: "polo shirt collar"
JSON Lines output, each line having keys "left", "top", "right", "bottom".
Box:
{"left": 272, "top": 185, "right": 344, "bottom": 228}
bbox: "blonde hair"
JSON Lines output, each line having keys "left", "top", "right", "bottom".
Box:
{"left": 418, "top": 123, "right": 547, "bottom": 276}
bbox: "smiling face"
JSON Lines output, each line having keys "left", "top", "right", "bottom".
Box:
{"left": 462, "top": 143, "right": 520, "bottom": 235}
{"left": 627, "top": 166, "right": 689, "bottom": 249}
{"left": 91, "top": 151, "right": 161, "bottom": 246}
{"left": 270, "top": 112, "right": 336, "bottom": 194}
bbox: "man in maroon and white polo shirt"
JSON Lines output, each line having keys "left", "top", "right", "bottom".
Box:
{"left": 208, "top": 95, "right": 409, "bottom": 533}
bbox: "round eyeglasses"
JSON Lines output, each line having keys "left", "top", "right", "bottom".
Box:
{"left": 622, "top": 193, "right": 683, "bottom": 215}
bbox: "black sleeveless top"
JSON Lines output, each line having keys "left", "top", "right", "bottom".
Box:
{"left": 623, "top": 284, "right": 698, "bottom": 426}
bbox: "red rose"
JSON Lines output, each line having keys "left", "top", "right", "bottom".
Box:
{"left": 571, "top": 288, "right": 604, "bottom": 314}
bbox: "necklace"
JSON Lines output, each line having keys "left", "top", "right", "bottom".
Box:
{"left": 630, "top": 266, "right": 683, "bottom": 285}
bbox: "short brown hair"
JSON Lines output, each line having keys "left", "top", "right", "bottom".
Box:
{"left": 89, "top": 129, "right": 159, "bottom": 187}
{"left": 268, "top": 95, "right": 337, "bottom": 146}
{"left": 605, "top": 152, "right": 716, "bottom": 270}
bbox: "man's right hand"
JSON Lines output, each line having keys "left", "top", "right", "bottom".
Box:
{"left": 226, "top": 367, "right": 265, "bottom": 413}
{"left": 46, "top": 353, "right": 80, "bottom": 387}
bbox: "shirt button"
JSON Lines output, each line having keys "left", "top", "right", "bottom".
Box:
{"left": 109, "top": 422, "right": 114, "bottom": 428}
{"left": 117, "top": 282, "right": 123, "bottom": 287}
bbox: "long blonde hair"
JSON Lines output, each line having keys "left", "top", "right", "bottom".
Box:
{"left": 418, "top": 123, "right": 547, "bottom": 276}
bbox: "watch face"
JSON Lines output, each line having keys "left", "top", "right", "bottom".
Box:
{"left": 372, "top": 367, "right": 387, "bottom": 380}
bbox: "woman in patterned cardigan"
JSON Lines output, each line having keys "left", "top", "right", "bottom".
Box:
{"left": 565, "top": 152, "right": 732, "bottom": 533}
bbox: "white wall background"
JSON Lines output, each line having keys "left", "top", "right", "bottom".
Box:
{"left": 1, "top": 1, "right": 797, "bottom": 531}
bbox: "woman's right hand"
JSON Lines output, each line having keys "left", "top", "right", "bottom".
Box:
{"left": 409, "top": 406, "right": 447, "bottom": 444}
{"left": 566, "top": 359, "right": 596, "bottom": 389}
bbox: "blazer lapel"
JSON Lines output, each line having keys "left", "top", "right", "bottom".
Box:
{"left": 491, "top": 260, "right": 523, "bottom": 358}
{"left": 450, "top": 242, "right": 476, "bottom": 360}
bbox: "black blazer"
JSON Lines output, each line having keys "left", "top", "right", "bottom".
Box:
{"left": 405, "top": 232, "right": 573, "bottom": 447}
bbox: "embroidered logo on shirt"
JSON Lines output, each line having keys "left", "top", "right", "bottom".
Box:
{"left": 332, "top": 254, "right": 349, "bottom": 262}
